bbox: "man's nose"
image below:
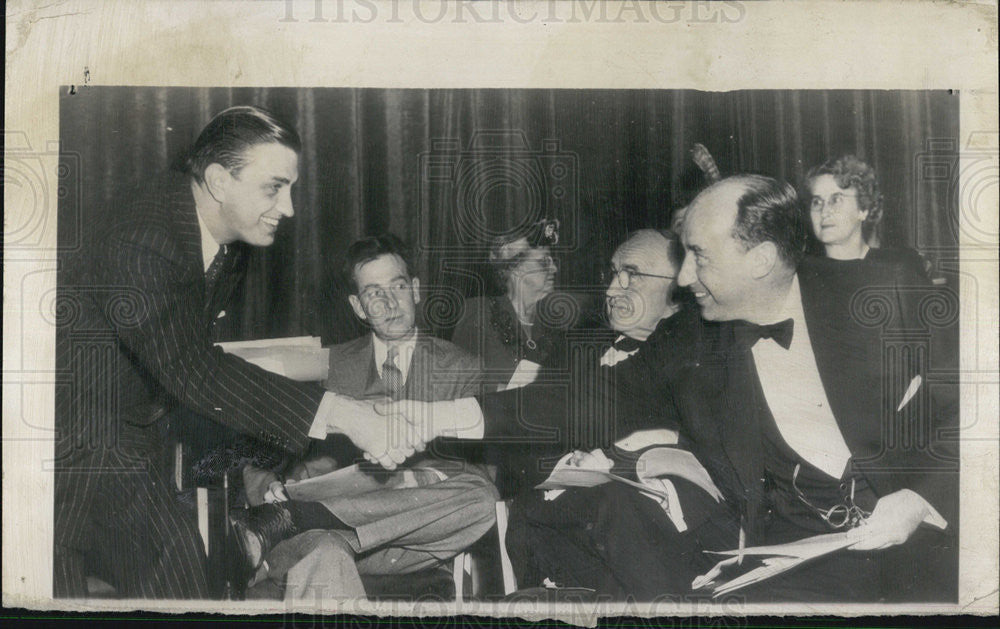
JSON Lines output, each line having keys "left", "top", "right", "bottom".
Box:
{"left": 677, "top": 256, "right": 695, "bottom": 287}
{"left": 276, "top": 188, "right": 294, "bottom": 218}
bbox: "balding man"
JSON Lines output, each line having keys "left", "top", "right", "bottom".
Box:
{"left": 502, "top": 229, "right": 738, "bottom": 598}
{"left": 671, "top": 174, "right": 958, "bottom": 601}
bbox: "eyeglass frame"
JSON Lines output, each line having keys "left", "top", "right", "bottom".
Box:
{"left": 602, "top": 264, "right": 677, "bottom": 290}
{"left": 357, "top": 278, "right": 414, "bottom": 304}
{"left": 809, "top": 191, "right": 860, "bottom": 214}
{"left": 791, "top": 463, "right": 871, "bottom": 529}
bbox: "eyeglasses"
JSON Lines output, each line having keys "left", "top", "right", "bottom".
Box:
{"left": 359, "top": 280, "right": 411, "bottom": 303}
{"left": 792, "top": 464, "right": 871, "bottom": 529}
{"left": 809, "top": 192, "right": 859, "bottom": 214}
{"left": 601, "top": 265, "right": 676, "bottom": 290}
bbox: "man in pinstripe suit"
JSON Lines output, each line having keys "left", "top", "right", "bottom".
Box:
{"left": 54, "top": 106, "right": 406, "bottom": 598}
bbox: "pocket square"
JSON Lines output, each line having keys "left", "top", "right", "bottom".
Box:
{"left": 896, "top": 375, "right": 922, "bottom": 412}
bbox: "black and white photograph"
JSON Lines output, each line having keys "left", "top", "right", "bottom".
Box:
{"left": 49, "top": 85, "right": 963, "bottom": 605}
{"left": 4, "top": 0, "right": 998, "bottom": 620}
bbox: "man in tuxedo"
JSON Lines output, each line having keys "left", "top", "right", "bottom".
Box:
{"left": 670, "top": 174, "right": 958, "bottom": 601}
{"left": 54, "top": 107, "right": 401, "bottom": 598}
{"left": 235, "top": 234, "right": 498, "bottom": 601}
{"left": 378, "top": 176, "right": 958, "bottom": 601}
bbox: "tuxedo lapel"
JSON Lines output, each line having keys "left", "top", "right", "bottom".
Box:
{"left": 719, "top": 340, "right": 765, "bottom": 496}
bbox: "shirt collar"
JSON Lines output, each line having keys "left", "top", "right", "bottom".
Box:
{"left": 195, "top": 207, "right": 222, "bottom": 272}
{"left": 756, "top": 275, "right": 806, "bottom": 349}
{"left": 761, "top": 274, "right": 805, "bottom": 327}
{"left": 372, "top": 331, "right": 419, "bottom": 378}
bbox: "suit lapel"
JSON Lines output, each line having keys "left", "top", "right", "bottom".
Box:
{"left": 720, "top": 340, "right": 765, "bottom": 495}
{"left": 165, "top": 174, "right": 204, "bottom": 277}
{"left": 400, "top": 334, "right": 426, "bottom": 400}
{"left": 359, "top": 337, "right": 386, "bottom": 398}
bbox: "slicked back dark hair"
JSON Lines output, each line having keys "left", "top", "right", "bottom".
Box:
{"left": 343, "top": 233, "right": 412, "bottom": 294}
{"left": 183, "top": 106, "right": 301, "bottom": 183}
{"left": 725, "top": 174, "right": 809, "bottom": 268}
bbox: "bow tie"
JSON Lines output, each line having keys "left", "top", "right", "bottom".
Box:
{"left": 613, "top": 335, "right": 642, "bottom": 353}
{"left": 739, "top": 318, "right": 794, "bottom": 350}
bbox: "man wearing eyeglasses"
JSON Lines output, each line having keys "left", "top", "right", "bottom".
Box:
{"left": 499, "top": 229, "right": 743, "bottom": 598}
{"left": 378, "top": 229, "right": 741, "bottom": 598}
{"left": 232, "top": 233, "right": 498, "bottom": 601}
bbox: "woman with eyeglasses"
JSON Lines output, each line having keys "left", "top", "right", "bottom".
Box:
{"left": 804, "top": 154, "right": 930, "bottom": 284}
{"left": 451, "top": 218, "right": 567, "bottom": 392}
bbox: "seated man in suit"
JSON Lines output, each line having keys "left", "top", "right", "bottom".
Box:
{"left": 377, "top": 177, "right": 958, "bottom": 602}
{"left": 504, "top": 229, "right": 738, "bottom": 599}
{"left": 669, "top": 174, "right": 958, "bottom": 601}
{"left": 234, "top": 234, "right": 498, "bottom": 601}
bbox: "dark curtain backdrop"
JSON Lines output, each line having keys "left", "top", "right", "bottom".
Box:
{"left": 59, "top": 88, "right": 959, "bottom": 344}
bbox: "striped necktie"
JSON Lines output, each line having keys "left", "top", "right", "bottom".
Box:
{"left": 382, "top": 345, "right": 404, "bottom": 396}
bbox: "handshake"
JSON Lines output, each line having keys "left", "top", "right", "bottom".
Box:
{"left": 325, "top": 397, "right": 481, "bottom": 469}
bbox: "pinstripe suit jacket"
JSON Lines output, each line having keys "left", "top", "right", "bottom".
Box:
{"left": 55, "top": 171, "right": 325, "bottom": 550}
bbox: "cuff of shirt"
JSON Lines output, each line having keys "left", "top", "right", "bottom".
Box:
{"left": 308, "top": 392, "right": 343, "bottom": 440}
{"left": 436, "top": 398, "right": 485, "bottom": 440}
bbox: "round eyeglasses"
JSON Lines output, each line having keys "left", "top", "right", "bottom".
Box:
{"left": 601, "top": 266, "right": 676, "bottom": 290}
{"left": 809, "top": 192, "right": 859, "bottom": 214}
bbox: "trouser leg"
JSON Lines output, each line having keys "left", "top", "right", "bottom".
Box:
{"left": 506, "top": 481, "right": 739, "bottom": 600}
{"left": 53, "top": 545, "right": 89, "bottom": 598}
{"left": 262, "top": 469, "right": 498, "bottom": 600}
{"left": 266, "top": 530, "right": 366, "bottom": 603}
{"left": 91, "top": 455, "right": 210, "bottom": 598}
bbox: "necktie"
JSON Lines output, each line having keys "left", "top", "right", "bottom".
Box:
{"left": 382, "top": 345, "right": 404, "bottom": 396}
{"left": 613, "top": 335, "right": 642, "bottom": 353}
{"left": 204, "top": 244, "right": 229, "bottom": 297}
{"left": 738, "top": 318, "right": 794, "bottom": 350}
{"left": 601, "top": 335, "right": 642, "bottom": 368}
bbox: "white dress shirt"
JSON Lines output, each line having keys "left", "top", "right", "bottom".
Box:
{"left": 195, "top": 208, "right": 222, "bottom": 272}
{"left": 600, "top": 335, "right": 640, "bottom": 367}
{"left": 750, "top": 276, "right": 853, "bottom": 479}
{"left": 752, "top": 276, "right": 946, "bottom": 529}
{"left": 372, "top": 332, "right": 419, "bottom": 386}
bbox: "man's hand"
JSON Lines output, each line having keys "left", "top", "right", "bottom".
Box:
{"left": 263, "top": 480, "right": 289, "bottom": 504}
{"left": 243, "top": 464, "right": 281, "bottom": 507}
{"left": 374, "top": 399, "right": 439, "bottom": 444}
{"left": 328, "top": 398, "right": 420, "bottom": 470}
{"left": 567, "top": 448, "right": 614, "bottom": 471}
{"left": 847, "top": 489, "right": 930, "bottom": 551}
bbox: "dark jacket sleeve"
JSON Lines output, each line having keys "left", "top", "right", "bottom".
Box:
{"left": 96, "top": 227, "right": 324, "bottom": 454}
{"left": 476, "top": 343, "right": 681, "bottom": 451}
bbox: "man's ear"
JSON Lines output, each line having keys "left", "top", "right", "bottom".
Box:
{"left": 348, "top": 294, "right": 368, "bottom": 322}
{"left": 748, "top": 241, "right": 779, "bottom": 280}
{"left": 410, "top": 277, "right": 421, "bottom": 305}
{"left": 203, "top": 163, "right": 231, "bottom": 203}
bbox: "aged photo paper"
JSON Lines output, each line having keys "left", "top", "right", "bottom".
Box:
{"left": 4, "top": 0, "right": 998, "bottom": 622}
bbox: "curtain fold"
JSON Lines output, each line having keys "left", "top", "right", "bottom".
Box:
{"left": 59, "top": 88, "right": 959, "bottom": 343}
